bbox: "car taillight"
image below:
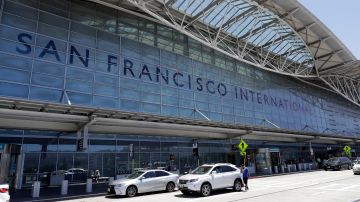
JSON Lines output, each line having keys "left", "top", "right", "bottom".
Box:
{"left": 0, "top": 188, "right": 8, "bottom": 193}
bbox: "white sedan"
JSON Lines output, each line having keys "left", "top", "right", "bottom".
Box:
{"left": 0, "top": 184, "right": 10, "bottom": 202}
{"left": 108, "top": 170, "right": 178, "bottom": 197}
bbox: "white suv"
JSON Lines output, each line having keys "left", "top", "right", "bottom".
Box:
{"left": 178, "top": 163, "right": 243, "bottom": 197}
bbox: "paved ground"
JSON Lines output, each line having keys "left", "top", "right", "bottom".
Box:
{"left": 56, "top": 170, "right": 360, "bottom": 202}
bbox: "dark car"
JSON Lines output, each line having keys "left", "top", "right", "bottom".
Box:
{"left": 324, "top": 157, "right": 352, "bottom": 171}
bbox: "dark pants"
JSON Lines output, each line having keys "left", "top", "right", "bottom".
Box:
{"left": 243, "top": 177, "right": 248, "bottom": 189}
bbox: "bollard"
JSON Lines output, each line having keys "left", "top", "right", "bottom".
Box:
{"left": 274, "top": 166, "right": 278, "bottom": 174}
{"left": 86, "top": 178, "right": 92, "bottom": 193}
{"left": 287, "top": 166, "right": 291, "bottom": 173}
{"left": 108, "top": 177, "right": 114, "bottom": 185}
{"left": 297, "top": 164, "right": 301, "bottom": 171}
{"left": 293, "top": 165, "right": 297, "bottom": 172}
{"left": 281, "top": 165, "right": 285, "bottom": 173}
{"left": 32, "top": 181, "right": 40, "bottom": 198}
{"left": 61, "top": 180, "right": 68, "bottom": 195}
{"left": 305, "top": 163, "right": 308, "bottom": 170}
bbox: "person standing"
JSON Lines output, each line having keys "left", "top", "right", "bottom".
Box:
{"left": 241, "top": 165, "right": 249, "bottom": 190}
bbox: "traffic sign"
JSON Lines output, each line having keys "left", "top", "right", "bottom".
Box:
{"left": 238, "top": 139, "right": 248, "bottom": 152}
{"left": 344, "top": 145, "right": 351, "bottom": 156}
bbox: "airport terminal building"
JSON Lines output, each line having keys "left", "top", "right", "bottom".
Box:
{"left": 0, "top": 0, "right": 359, "bottom": 189}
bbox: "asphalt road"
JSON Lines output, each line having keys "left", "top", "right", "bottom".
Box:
{"left": 61, "top": 170, "right": 360, "bottom": 202}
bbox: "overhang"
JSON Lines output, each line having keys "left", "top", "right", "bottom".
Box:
{"left": 0, "top": 98, "right": 358, "bottom": 144}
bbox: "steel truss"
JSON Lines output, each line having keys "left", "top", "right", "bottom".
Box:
{"left": 88, "top": 0, "right": 360, "bottom": 108}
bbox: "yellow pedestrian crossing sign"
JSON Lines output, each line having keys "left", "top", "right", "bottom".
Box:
{"left": 344, "top": 145, "right": 351, "bottom": 156}
{"left": 238, "top": 139, "right": 248, "bottom": 156}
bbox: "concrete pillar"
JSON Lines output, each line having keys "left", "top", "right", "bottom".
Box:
{"left": 281, "top": 165, "right": 285, "bottom": 173}
{"left": 61, "top": 180, "right": 68, "bottom": 195}
{"left": 293, "top": 165, "right": 297, "bottom": 172}
{"left": 86, "top": 178, "right": 92, "bottom": 193}
{"left": 32, "top": 181, "right": 40, "bottom": 198}
{"left": 287, "top": 166, "right": 291, "bottom": 173}
{"left": 297, "top": 163, "right": 301, "bottom": 171}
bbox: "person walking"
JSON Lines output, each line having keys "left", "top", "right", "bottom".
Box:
{"left": 241, "top": 165, "right": 249, "bottom": 190}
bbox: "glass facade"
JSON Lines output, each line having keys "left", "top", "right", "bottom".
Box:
{"left": 0, "top": 0, "right": 359, "bottom": 189}
{"left": 0, "top": 0, "right": 359, "bottom": 136}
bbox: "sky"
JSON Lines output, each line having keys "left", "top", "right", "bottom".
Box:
{"left": 298, "top": 0, "right": 360, "bottom": 59}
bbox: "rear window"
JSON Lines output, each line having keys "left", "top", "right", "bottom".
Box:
{"left": 155, "top": 171, "right": 169, "bottom": 177}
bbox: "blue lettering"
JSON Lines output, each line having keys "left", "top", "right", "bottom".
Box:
{"left": 206, "top": 80, "right": 215, "bottom": 94}
{"left": 39, "top": 40, "right": 60, "bottom": 62}
{"left": 139, "top": 64, "right": 152, "bottom": 81}
{"left": 173, "top": 72, "right": 184, "bottom": 87}
{"left": 218, "top": 83, "right": 227, "bottom": 96}
{"left": 16, "top": 33, "right": 32, "bottom": 54}
{"left": 196, "top": 77, "right": 203, "bottom": 91}
{"left": 123, "top": 59, "right": 135, "bottom": 77}
{"left": 70, "top": 45, "right": 89, "bottom": 67}
{"left": 156, "top": 67, "right": 169, "bottom": 84}
{"left": 108, "top": 55, "right": 117, "bottom": 72}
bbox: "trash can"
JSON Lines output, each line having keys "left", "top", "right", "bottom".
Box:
{"left": 61, "top": 180, "right": 68, "bottom": 195}
{"left": 32, "top": 181, "right": 40, "bottom": 198}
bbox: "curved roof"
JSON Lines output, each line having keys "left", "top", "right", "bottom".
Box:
{"left": 89, "top": 0, "right": 360, "bottom": 106}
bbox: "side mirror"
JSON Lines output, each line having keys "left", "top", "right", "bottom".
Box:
{"left": 140, "top": 176, "right": 145, "bottom": 181}
{"left": 211, "top": 170, "right": 217, "bottom": 175}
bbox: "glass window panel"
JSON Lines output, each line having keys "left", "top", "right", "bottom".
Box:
{"left": 0, "top": 38, "right": 34, "bottom": 56}
{"left": 32, "top": 73, "right": 63, "bottom": 88}
{"left": 0, "top": 82, "right": 28, "bottom": 98}
{"left": 67, "top": 92, "right": 92, "bottom": 106}
{"left": 95, "top": 60, "right": 119, "bottom": 75}
{"left": 142, "top": 44, "right": 159, "bottom": 65}
{"left": 0, "top": 67, "right": 30, "bottom": 83}
{"left": 33, "top": 60, "right": 65, "bottom": 76}
{"left": 36, "top": 35, "right": 67, "bottom": 53}
{"left": 68, "top": 44, "right": 95, "bottom": 69}
{"left": 141, "top": 92, "right": 160, "bottom": 104}
{"left": 35, "top": 47, "right": 66, "bottom": 64}
{"left": 37, "top": 23, "right": 68, "bottom": 40}
{"left": 94, "top": 73, "right": 117, "bottom": 86}
{"left": 39, "top": 11, "right": 69, "bottom": 29}
{"left": 120, "top": 88, "right": 140, "bottom": 100}
{"left": 29, "top": 86, "right": 62, "bottom": 102}
{"left": 97, "top": 30, "right": 120, "bottom": 53}
{"left": 121, "top": 38, "right": 141, "bottom": 59}
{"left": 142, "top": 102, "right": 160, "bottom": 114}
{"left": 120, "top": 99, "right": 140, "bottom": 112}
{"left": 162, "top": 105, "right": 178, "bottom": 116}
{"left": 93, "top": 95, "right": 117, "bottom": 108}
{"left": 67, "top": 67, "right": 93, "bottom": 82}
{"left": 66, "top": 79, "right": 92, "bottom": 93}
{"left": 0, "top": 52, "right": 32, "bottom": 71}
{"left": 94, "top": 84, "right": 117, "bottom": 97}
{"left": 4, "top": 1, "right": 38, "bottom": 20}
{"left": 2, "top": 13, "right": 37, "bottom": 32}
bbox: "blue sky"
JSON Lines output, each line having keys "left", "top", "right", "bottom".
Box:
{"left": 299, "top": 0, "right": 360, "bottom": 59}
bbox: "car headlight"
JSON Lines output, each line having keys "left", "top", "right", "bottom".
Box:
{"left": 189, "top": 179, "right": 199, "bottom": 183}
{"left": 114, "top": 184, "right": 123, "bottom": 188}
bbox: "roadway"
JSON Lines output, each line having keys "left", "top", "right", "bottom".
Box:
{"left": 60, "top": 170, "right": 360, "bottom": 202}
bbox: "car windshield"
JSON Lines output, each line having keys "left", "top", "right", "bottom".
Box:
{"left": 191, "top": 166, "right": 212, "bottom": 174}
{"left": 127, "top": 172, "right": 144, "bottom": 179}
{"left": 327, "top": 158, "right": 340, "bottom": 163}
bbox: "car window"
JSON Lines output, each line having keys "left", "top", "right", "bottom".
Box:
{"left": 212, "top": 166, "right": 222, "bottom": 173}
{"left": 143, "top": 171, "right": 155, "bottom": 179}
{"left": 221, "top": 166, "right": 236, "bottom": 172}
{"left": 155, "top": 171, "right": 169, "bottom": 177}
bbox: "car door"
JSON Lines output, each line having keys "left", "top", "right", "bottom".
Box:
{"left": 138, "top": 171, "right": 156, "bottom": 193}
{"left": 220, "top": 166, "right": 237, "bottom": 187}
{"left": 210, "top": 166, "right": 225, "bottom": 189}
{"left": 155, "top": 171, "right": 170, "bottom": 190}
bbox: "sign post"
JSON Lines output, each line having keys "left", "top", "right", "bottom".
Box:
{"left": 130, "top": 144, "right": 134, "bottom": 174}
{"left": 238, "top": 139, "right": 248, "bottom": 165}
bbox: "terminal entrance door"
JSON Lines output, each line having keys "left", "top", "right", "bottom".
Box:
{"left": 270, "top": 151, "right": 281, "bottom": 173}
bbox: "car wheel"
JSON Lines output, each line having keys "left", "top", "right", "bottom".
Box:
{"left": 126, "top": 186, "right": 137, "bottom": 197}
{"left": 166, "top": 182, "right": 175, "bottom": 192}
{"left": 200, "top": 183, "right": 212, "bottom": 197}
{"left": 233, "top": 179, "right": 242, "bottom": 192}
